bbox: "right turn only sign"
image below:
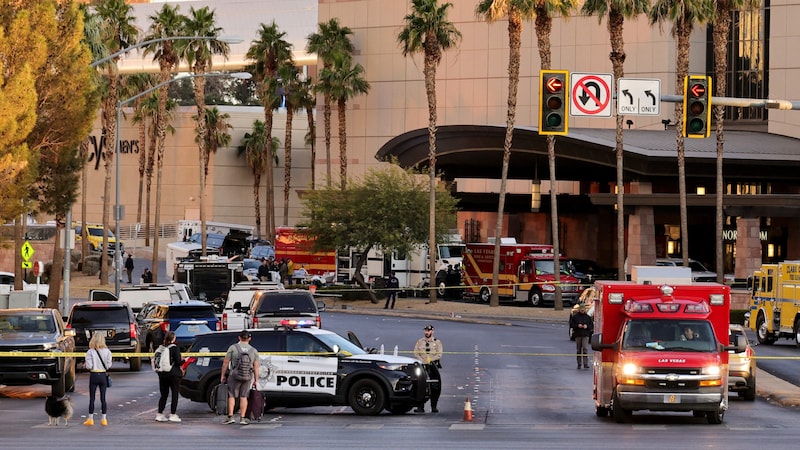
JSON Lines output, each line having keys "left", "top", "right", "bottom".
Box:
{"left": 617, "top": 78, "right": 661, "bottom": 116}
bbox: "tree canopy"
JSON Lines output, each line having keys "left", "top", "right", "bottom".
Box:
{"left": 299, "top": 165, "right": 459, "bottom": 260}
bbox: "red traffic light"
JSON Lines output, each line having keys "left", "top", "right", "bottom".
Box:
{"left": 689, "top": 83, "right": 706, "bottom": 98}
{"left": 545, "top": 77, "right": 563, "bottom": 93}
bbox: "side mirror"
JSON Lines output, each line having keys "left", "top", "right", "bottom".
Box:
{"left": 725, "top": 334, "right": 747, "bottom": 353}
{"left": 591, "top": 332, "right": 614, "bottom": 351}
{"left": 317, "top": 300, "right": 326, "bottom": 312}
{"left": 233, "top": 301, "right": 242, "bottom": 312}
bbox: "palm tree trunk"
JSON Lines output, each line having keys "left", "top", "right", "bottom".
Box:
{"left": 136, "top": 116, "right": 146, "bottom": 238}
{"left": 264, "top": 108, "right": 276, "bottom": 240}
{"left": 609, "top": 10, "right": 627, "bottom": 280}
{"left": 145, "top": 122, "right": 156, "bottom": 247}
{"left": 195, "top": 74, "right": 208, "bottom": 256}
{"left": 713, "top": 5, "right": 731, "bottom": 282}
{"left": 284, "top": 106, "right": 294, "bottom": 226}
{"left": 253, "top": 173, "right": 262, "bottom": 238}
{"left": 491, "top": 14, "right": 522, "bottom": 308}
{"left": 338, "top": 98, "right": 348, "bottom": 189}
{"left": 424, "top": 48, "right": 439, "bottom": 304}
{"left": 324, "top": 93, "right": 332, "bottom": 187}
{"left": 152, "top": 66, "right": 171, "bottom": 282}
{"left": 676, "top": 17, "right": 692, "bottom": 267}
{"left": 81, "top": 138, "right": 89, "bottom": 274}
{"left": 101, "top": 75, "right": 118, "bottom": 285}
{"left": 307, "top": 106, "right": 316, "bottom": 190}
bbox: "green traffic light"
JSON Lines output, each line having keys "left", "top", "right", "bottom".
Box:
{"left": 546, "top": 113, "right": 562, "bottom": 127}
{"left": 689, "top": 118, "right": 705, "bottom": 133}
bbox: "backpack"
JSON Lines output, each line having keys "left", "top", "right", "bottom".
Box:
{"left": 152, "top": 344, "right": 174, "bottom": 373}
{"left": 231, "top": 344, "right": 253, "bottom": 381}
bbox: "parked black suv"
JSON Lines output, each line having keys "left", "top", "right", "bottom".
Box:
{"left": 0, "top": 308, "right": 76, "bottom": 396}
{"left": 245, "top": 290, "right": 325, "bottom": 329}
{"left": 67, "top": 301, "right": 142, "bottom": 371}
{"left": 179, "top": 326, "right": 428, "bottom": 415}
{"left": 136, "top": 300, "right": 220, "bottom": 352}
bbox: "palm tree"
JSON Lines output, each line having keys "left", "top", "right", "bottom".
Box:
{"left": 246, "top": 21, "right": 293, "bottom": 239}
{"left": 238, "top": 120, "right": 280, "bottom": 240}
{"left": 475, "top": 0, "right": 537, "bottom": 308}
{"left": 399, "top": 0, "right": 461, "bottom": 304}
{"left": 583, "top": 0, "right": 651, "bottom": 281}
{"left": 278, "top": 63, "right": 302, "bottom": 226}
{"left": 307, "top": 19, "right": 355, "bottom": 187}
{"left": 318, "top": 53, "right": 370, "bottom": 190}
{"left": 94, "top": 0, "right": 139, "bottom": 285}
{"left": 122, "top": 73, "right": 156, "bottom": 243}
{"left": 182, "top": 5, "right": 230, "bottom": 256}
{"left": 297, "top": 78, "right": 317, "bottom": 190}
{"left": 142, "top": 93, "right": 177, "bottom": 249}
{"left": 143, "top": 3, "right": 185, "bottom": 281}
{"left": 201, "top": 106, "right": 233, "bottom": 196}
{"left": 712, "top": 0, "right": 759, "bottom": 281}
{"left": 650, "top": 0, "right": 715, "bottom": 268}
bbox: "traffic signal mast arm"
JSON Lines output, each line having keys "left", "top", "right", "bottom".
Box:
{"left": 659, "top": 94, "right": 800, "bottom": 109}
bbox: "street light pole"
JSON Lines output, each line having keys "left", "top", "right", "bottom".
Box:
{"left": 90, "top": 35, "right": 242, "bottom": 68}
{"left": 114, "top": 72, "right": 251, "bottom": 296}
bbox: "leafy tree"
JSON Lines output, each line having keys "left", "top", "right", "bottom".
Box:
{"left": 182, "top": 5, "right": 230, "bottom": 256}
{"left": 399, "top": 0, "right": 461, "bottom": 304}
{"left": 94, "top": 0, "right": 139, "bottom": 285}
{"left": 143, "top": 3, "right": 184, "bottom": 281}
{"left": 299, "top": 165, "right": 459, "bottom": 303}
{"left": 650, "top": 0, "right": 715, "bottom": 268}
{"left": 246, "top": 21, "right": 293, "bottom": 238}
{"left": 583, "top": 0, "right": 651, "bottom": 280}
{"left": 318, "top": 53, "right": 370, "bottom": 190}
{"left": 238, "top": 120, "right": 280, "bottom": 240}
{"left": 26, "top": 0, "right": 100, "bottom": 307}
{"left": 307, "top": 19, "right": 355, "bottom": 187}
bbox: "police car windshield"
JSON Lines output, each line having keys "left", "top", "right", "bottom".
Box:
{"left": 314, "top": 332, "right": 367, "bottom": 356}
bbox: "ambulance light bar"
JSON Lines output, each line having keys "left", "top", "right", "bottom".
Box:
{"left": 624, "top": 301, "right": 653, "bottom": 313}
{"left": 656, "top": 303, "right": 681, "bottom": 313}
{"left": 685, "top": 302, "right": 710, "bottom": 313}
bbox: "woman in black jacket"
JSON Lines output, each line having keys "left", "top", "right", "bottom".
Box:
{"left": 155, "top": 331, "right": 183, "bottom": 423}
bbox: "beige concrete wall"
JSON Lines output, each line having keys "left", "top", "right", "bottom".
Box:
{"left": 768, "top": 0, "right": 800, "bottom": 138}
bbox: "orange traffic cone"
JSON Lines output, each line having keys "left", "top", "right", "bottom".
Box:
{"left": 463, "top": 397, "right": 473, "bottom": 422}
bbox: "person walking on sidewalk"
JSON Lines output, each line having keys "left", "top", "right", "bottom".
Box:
{"left": 384, "top": 271, "right": 400, "bottom": 309}
{"left": 220, "top": 330, "right": 260, "bottom": 425}
{"left": 155, "top": 331, "right": 183, "bottom": 423}
{"left": 569, "top": 303, "right": 594, "bottom": 369}
{"left": 125, "top": 254, "right": 134, "bottom": 283}
{"left": 84, "top": 333, "right": 112, "bottom": 426}
{"left": 413, "top": 324, "right": 443, "bottom": 413}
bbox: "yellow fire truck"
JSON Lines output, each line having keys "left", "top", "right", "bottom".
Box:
{"left": 747, "top": 262, "right": 800, "bottom": 346}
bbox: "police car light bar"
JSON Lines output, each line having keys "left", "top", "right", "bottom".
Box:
{"left": 279, "top": 319, "right": 316, "bottom": 329}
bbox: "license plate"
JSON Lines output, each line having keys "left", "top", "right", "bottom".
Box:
{"left": 187, "top": 325, "right": 200, "bottom": 332}
{"left": 664, "top": 394, "right": 680, "bottom": 403}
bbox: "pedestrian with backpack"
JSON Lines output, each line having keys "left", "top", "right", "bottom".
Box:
{"left": 220, "top": 330, "right": 260, "bottom": 425}
{"left": 153, "top": 332, "right": 183, "bottom": 423}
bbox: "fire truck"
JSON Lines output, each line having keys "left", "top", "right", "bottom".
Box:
{"left": 274, "top": 227, "right": 336, "bottom": 277}
{"left": 462, "top": 240, "right": 581, "bottom": 306}
{"left": 591, "top": 269, "right": 744, "bottom": 424}
{"left": 747, "top": 261, "right": 800, "bottom": 346}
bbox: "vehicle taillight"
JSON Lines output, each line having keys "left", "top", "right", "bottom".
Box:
{"left": 316, "top": 315, "right": 321, "bottom": 328}
{"left": 160, "top": 322, "right": 170, "bottom": 332}
{"left": 182, "top": 357, "right": 196, "bottom": 374}
{"left": 65, "top": 324, "right": 72, "bottom": 329}
{"left": 253, "top": 317, "right": 258, "bottom": 328}
{"left": 222, "top": 313, "right": 228, "bottom": 330}
{"left": 130, "top": 323, "right": 137, "bottom": 339}
{"left": 216, "top": 320, "right": 221, "bottom": 331}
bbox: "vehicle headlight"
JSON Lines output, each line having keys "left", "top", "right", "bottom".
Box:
{"left": 703, "top": 365, "right": 721, "bottom": 376}
{"left": 377, "top": 363, "right": 406, "bottom": 371}
{"left": 622, "top": 363, "right": 638, "bottom": 375}
{"left": 542, "top": 284, "right": 555, "bottom": 292}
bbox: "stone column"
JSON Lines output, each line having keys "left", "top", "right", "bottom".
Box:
{"left": 735, "top": 217, "right": 762, "bottom": 279}
{"left": 625, "top": 182, "right": 656, "bottom": 276}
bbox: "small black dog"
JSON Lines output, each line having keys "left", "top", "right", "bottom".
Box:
{"left": 45, "top": 395, "right": 73, "bottom": 426}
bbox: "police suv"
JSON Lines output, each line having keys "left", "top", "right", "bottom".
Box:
{"left": 179, "top": 322, "right": 429, "bottom": 415}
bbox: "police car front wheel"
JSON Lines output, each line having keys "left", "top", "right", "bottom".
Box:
{"left": 348, "top": 378, "right": 386, "bottom": 415}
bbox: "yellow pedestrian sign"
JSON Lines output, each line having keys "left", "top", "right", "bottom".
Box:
{"left": 21, "top": 241, "right": 34, "bottom": 261}
{"left": 22, "top": 261, "right": 32, "bottom": 269}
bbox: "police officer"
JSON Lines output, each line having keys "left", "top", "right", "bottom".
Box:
{"left": 413, "top": 324, "right": 443, "bottom": 413}
{"left": 384, "top": 271, "right": 400, "bottom": 309}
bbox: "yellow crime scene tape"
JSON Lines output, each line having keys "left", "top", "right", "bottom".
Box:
{"left": 1, "top": 351, "right": 798, "bottom": 360}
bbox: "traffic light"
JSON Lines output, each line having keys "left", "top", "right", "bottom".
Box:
{"left": 683, "top": 75, "right": 712, "bottom": 138}
{"left": 539, "top": 70, "right": 569, "bottom": 136}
